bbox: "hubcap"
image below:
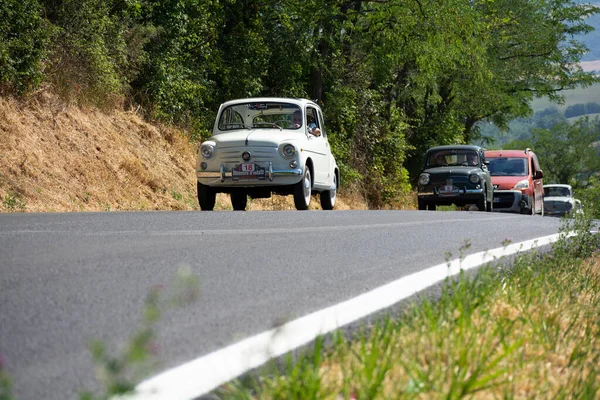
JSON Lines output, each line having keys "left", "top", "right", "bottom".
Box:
{"left": 303, "top": 170, "right": 311, "bottom": 204}
{"left": 331, "top": 175, "right": 337, "bottom": 204}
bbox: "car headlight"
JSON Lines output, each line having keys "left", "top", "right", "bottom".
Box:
{"left": 418, "top": 173, "right": 430, "bottom": 185}
{"left": 200, "top": 144, "right": 215, "bottom": 159}
{"left": 513, "top": 179, "right": 529, "bottom": 189}
{"left": 566, "top": 202, "right": 573, "bottom": 210}
{"left": 469, "top": 174, "right": 480, "bottom": 184}
{"left": 281, "top": 143, "right": 296, "bottom": 158}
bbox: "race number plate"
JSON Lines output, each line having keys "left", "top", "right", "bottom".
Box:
{"left": 438, "top": 185, "right": 460, "bottom": 196}
{"left": 232, "top": 163, "right": 266, "bottom": 181}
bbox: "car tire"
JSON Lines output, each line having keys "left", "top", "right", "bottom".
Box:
{"left": 320, "top": 172, "right": 337, "bottom": 210}
{"left": 428, "top": 203, "right": 437, "bottom": 211}
{"left": 418, "top": 199, "right": 427, "bottom": 210}
{"left": 197, "top": 182, "right": 216, "bottom": 211}
{"left": 293, "top": 166, "right": 312, "bottom": 210}
{"left": 477, "top": 188, "right": 487, "bottom": 212}
{"left": 230, "top": 191, "right": 247, "bottom": 211}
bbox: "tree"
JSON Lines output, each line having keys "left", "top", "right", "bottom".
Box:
{"left": 0, "top": 0, "right": 48, "bottom": 95}
{"left": 505, "top": 118, "right": 600, "bottom": 187}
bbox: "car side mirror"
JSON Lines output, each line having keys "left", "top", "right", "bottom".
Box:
{"left": 533, "top": 170, "right": 543, "bottom": 179}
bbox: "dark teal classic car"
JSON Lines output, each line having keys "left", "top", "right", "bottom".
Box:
{"left": 417, "top": 145, "right": 494, "bottom": 211}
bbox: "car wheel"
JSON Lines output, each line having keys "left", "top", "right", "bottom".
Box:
{"left": 477, "top": 188, "right": 487, "bottom": 212}
{"left": 320, "top": 172, "right": 337, "bottom": 210}
{"left": 197, "top": 182, "right": 216, "bottom": 211}
{"left": 230, "top": 191, "right": 247, "bottom": 211}
{"left": 293, "top": 166, "right": 312, "bottom": 210}
{"left": 428, "top": 203, "right": 437, "bottom": 211}
{"left": 418, "top": 199, "right": 427, "bottom": 210}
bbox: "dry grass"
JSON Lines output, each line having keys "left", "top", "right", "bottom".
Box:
{"left": 0, "top": 93, "right": 368, "bottom": 212}
{"left": 224, "top": 250, "right": 600, "bottom": 399}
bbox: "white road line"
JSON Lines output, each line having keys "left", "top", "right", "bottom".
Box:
{"left": 121, "top": 232, "right": 574, "bottom": 400}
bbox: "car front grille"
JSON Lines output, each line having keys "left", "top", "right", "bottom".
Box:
{"left": 430, "top": 176, "right": 470, "bottom": 186}
{"left": 494, "top": 192, "right": 515, "bottom": 208}
{"left": 545, "top": 201, "right": 571, "bottom": 212}
{"left": 220, "top": 147, "right": 278, "bottom": 163}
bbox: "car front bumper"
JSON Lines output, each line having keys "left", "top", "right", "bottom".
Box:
{"left": 418, "top": 187, "right": 485, "bottom": 205}
{"left": 197, "top": 162, "right": 302, "bottom": 186}
{"left": 492, "top": 190, "right": 531, "bottom": 213}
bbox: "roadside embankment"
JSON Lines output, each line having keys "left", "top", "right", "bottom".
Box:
{"left": 0, "top": 94, "right": 366, "bottom": 213}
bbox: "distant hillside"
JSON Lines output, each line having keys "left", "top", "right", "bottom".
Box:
{"left": 576, "top": 1, "right": 600, "bottom": 60}
{"left": 477, "top": 94, "right": 600, "bottom": 147}
{"left": 531, "top": 82, "right": 600, "bottom": 113}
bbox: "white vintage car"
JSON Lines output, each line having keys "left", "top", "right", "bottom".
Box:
{"left": 543, "top": 184, "right": 583, "bottom": 217}
{"left": 196, "top": 98, "right": 339, "bottom": 211}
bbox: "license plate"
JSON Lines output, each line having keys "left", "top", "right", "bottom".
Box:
{"left": 439, "top": 185, "right": 459, "bottom": 196}
{"left": 232, "top": 163, "right": 266, "bottom": 181}
{"left": 493, "top": 197, "right": 501, "bottom": 203}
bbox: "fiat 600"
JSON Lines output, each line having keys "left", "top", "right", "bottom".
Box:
{"left": 417, "top": 145, "right": 494, "bottom": 211}
{"left": 196, "top": 98, "right": 340, "bottom": 211}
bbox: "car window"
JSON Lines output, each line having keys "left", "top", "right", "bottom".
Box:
{"left": 306, "top": 107, "right": 321, "bottom": 135}
{"left": 317, "top": 108, "right": 326, "bottom": 137}
{"left": 544, "top": 186, "right": 571, "bottom": 197}
{"left": 487, "top": 157, "right": 529, "bottom": 176}
{"left": 217, "top": 102, "right": 302, "bottom": 131}
{"left": 428, "top": 150, "right": 479, "bottom": 167}
{"left": 218, "top": 108, "right": 245, "bottom": 130}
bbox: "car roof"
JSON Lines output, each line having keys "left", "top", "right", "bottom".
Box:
{"left": 426, "top": 144, "right": 485, "bottom": 152}
{"left": 484, "top": 149, "right": 534, "bottom": 158}
{"left": 220, "top": 97, "right": 319, "bottom": 108}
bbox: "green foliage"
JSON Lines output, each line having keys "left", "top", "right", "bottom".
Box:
{"left": 577, "top": 177, "right": 600, "bottom": 219}
{"left": 3, "top": 0, "right": 600, "bottom": 207}
{"left": 502, "top": 118, "right": 600, "bottom": 188}
{"left": 43, "top": 0, "right": 141, "bottom": 107}
{"left": 553, "top": 211, "right": 600, "bottom": 261}
{"left": 2, "top": 192, "right": 26, "bottom": 212}
{"left": 0, "top": 0, "right": 48, "bottom": 95}
{"left": 0, "top": 363, "right": 14, "bottom": 400}
{"left": 565, "top": 102, "right": 600, "bottom": 118}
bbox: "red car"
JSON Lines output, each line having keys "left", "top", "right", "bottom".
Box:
{"left": 484, "top": 149, "right": 544, "bottom": 215}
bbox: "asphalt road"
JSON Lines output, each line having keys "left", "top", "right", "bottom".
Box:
{"left": 0, "top": 210, "right": 565, "bottom": 399}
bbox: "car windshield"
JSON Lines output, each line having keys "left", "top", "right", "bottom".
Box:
{"left": 427, "top": 150, "right": 479, "bottom": 167}
{"left": 544, "top": 186, "right": 571, "bottom": 197}
{"left": 487, "top": 157, "right": 529, "bottom": 176}
{"left": 217, "top": 102, "right": 302, "bottom": 131}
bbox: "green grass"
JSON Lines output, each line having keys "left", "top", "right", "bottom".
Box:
{"left": 220, "top": 216, "right": 600, "bottom": 399}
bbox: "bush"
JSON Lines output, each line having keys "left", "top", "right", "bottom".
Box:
{"left": 0, "top": 0, "right": 48, "bottom": 95}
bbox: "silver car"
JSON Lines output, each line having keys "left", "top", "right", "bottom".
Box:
{"left": 543, "top": 184, "right": 583, "bottom": 217}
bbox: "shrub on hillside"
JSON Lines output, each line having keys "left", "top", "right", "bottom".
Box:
{"left": 0, "top": 0, "right": 48, "bottom": 95}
